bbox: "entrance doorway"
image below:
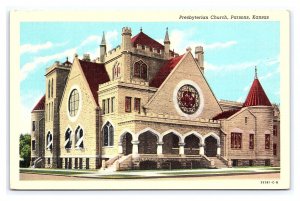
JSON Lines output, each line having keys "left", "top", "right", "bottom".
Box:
{"left": 122, "top": 132, "right": 132, "bottom": 155}
{"left": 205, "top": 136, "right": 218, "bottom": 157}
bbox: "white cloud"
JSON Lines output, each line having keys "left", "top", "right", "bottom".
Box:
{"left": 206, "top": 56, "right": 280, "bottom": 72}
{"left": 20, "top": 48, "right": 77, "bottom": 81}
{"left": 204, "top": 41, "right": 237, "bottom": 50}
{"left": 259, "top": 67, "right": 280, "bottom": 81}
{"left": 236, "top": 96, "right": 244, "bottom": 102}
{"left": 168, "top": 28, "right": 237, "bottom": 54}
{"left": 20, "top": 30, "right": 119, "bottom": 82}
{"left": 20, "top": 41, "right": 68, "bottom": 54}
{"left": 243, "top": 84, "right": 251, "bottom": 92}
{"left": 20, "top": 41, "right": 53, "bottom": 54}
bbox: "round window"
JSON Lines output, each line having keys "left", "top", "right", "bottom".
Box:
{"left": 177, "top": 84, "right": 200, "bottom": 114}
{"left": 68, "top": 89, "right": 79, "bottom": 117}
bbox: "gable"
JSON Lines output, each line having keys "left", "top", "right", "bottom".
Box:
{"left": 145, "top": 51, "right": 222, "bottom": 119}
{"left": 79, "top": 60, "right": 110, "bottom": 105}
{"left": 60, "top": 58, "right": 108, "bottom": 116}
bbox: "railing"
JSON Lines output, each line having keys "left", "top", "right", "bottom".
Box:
{"left": 219, "top": 156, "right": 232, "bottom": 167}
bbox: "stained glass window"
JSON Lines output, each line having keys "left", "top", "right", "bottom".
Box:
{"left": 133, "top": 60, "right": 147, "bottom": 80}
{"left": 265, "top": 134, "right": 270, "bottom": 149}
{"left": 103, "top": 122, "right": 114, "bottom": 146}
{"left": 231, "top": 132, "right": 242, "bottom": 149}
{"left": 177, "top": 84, "right": 200, "bottom": 114}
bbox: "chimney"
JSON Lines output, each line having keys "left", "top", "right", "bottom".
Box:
{"left": 100, "top": 32, "right": 106, "bottom": 63}
{"left": 121, "top": 27, "right": 132, "bottom": 51}
{"left": 82, "top": 54, "right": 91, "bottom": 62}
{"left": 195, "top": 46, "right": 204, "bottom": 73}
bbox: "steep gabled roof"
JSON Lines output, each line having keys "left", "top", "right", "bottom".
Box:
{"left": 78, "top": 60, "right": 110, "bottom": 105}
{"left": 131, "top": 31, "right": 164, "bottom": 52}
{"left": 243, "top": 78, "right": 272, "bottom": 107}
{"left": 32, "top": 95, "right": 45, "bottom": 112}
{"left": 149, "top": 54, "right": 184, "bottom": 88}
{"left": 212, "top": 109, "right": 240, "bottom": 120}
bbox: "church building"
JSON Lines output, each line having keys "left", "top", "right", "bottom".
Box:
{"left": 30, "top": 27, "right": 280, "bottom": 170}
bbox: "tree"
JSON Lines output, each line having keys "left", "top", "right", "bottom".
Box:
{"left": 19, "top": 134, "right": 31, "bottom": 167}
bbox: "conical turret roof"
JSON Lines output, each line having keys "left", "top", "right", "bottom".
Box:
{"left": 243, "top": 77, "right": 272, "bottom": 107}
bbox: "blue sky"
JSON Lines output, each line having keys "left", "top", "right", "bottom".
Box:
{"left": 20, "top": 22, "right": 280, "bottom": 133}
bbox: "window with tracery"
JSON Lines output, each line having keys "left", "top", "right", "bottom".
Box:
{"left": 231, "top": 132, "right": 242, "bottom": 149}
{"left": 64, "top": 128, "right": 72, "bottom": 149}
{"left": 249, "top": 134, "right": 254, "bottom": 149}
{"left": 103, "top": 122, "right": 114, "bottom": 146}
{"left": 68, "top": 89, "right": 79, "bottom": 117}
{"left": 75, "top": 126, "right": 84, "bottom": 148}
{"left": 133, "top": 60, "right": 147, "bottom": 79}
{"left": 265, "top": 134, "right": 270, "bottom": 149}
{"left": 112, "top": 62, "right": 121, "bottom": 79}
{"left": 177, "top": 84, "right": 200, "bottom": 114}
{"left": 46, "top": 132, "right": 53, "bottom": 150}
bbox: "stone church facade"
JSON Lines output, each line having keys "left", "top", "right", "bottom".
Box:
{"left": 30, "top": 27, "right": 280, "bottom": 170}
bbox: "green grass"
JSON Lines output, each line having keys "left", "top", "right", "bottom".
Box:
{"left": 98, "top": 175, "right": 142, "bottom": 179}
{"left": 20, "top": 168, "right": 95, "bottom": 175}
{"left": 162, "top": 170, "right": 253, "bottom": 175}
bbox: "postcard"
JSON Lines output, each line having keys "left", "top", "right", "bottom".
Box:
{"left": 10, "top": 10, "right": 290, "bottom": 190}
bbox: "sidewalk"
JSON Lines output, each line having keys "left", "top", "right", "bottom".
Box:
{"left": 75, "top": 167, "right": 280, "bottom": 179}
{"left": 20, "top": 167, "right": 280, "bottom": 179}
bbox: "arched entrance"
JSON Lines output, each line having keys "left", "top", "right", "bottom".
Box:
{"left": 184, "top": 134, "right": 200, "bottom": 155}
{"left": 121, "top": 132, "right": 132, "bottom": 155}
{"left": 162, "top": 133, "right": 179, "bottom": 155}
{"left": 138, "top": 131, "right": 158, "bottom": 154}
{"left": 205, "top": 136, "right": 218, "bottom": 157}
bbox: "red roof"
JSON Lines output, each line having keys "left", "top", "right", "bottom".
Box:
{"left": 243, "top": 78, "right": 272, "bottom": 107}
{"left": 79, "top": 60, "right": 110, "bottom": 105}
{"left": 131, "top": 32, "right": 165, "bottom": 52}
{"left": 32, "top": 95, "right": 45, "bottom": 112}
{"left": 212, "top": 109, "right": 240, "bottom": 120}
{"left": 150, "top": 54, "right": 184, "bottom": 88}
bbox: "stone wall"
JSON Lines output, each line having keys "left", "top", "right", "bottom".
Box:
{"left": 59, "top": 58, "right": 100, "bottom": 169}
{"left": 146, "top": 52, "right": 222, "bottom": 119}
{"left": 31, "top": 111, "right": 45, "bottom": 166}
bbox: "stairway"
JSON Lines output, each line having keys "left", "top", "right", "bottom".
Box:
{"left": 31, "top": 157, "right": 44, "bottom": 168}
{"left": 101, "top": 154, "right": 133, "bottom": 172}
{"left": 208, "top": 157, "right": 228, "bottom": 169}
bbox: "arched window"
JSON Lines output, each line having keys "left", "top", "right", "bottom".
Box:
{"left": 51, "top": 78, "right": 54, "bottom": 98}
{"left": 68, "top": 89, "right": 79, "bottom": 117}
{"left": 112, "top": 62, "right": 121, "bottom": 80}
{"left": 46, "top": 131, "right": 53, "bottom": 150}
{"left": 75, "top": 126, "right": 84, "bottom": 149}
{"left": 103, "top": 122, "right": 114, "bottom": 146}
{"left": 64, "top": 128, "right": 72, "bottom": 149}
{"left": 133, "top": 60, "right": 147, "bottom": 80}
{"left": 48, "top": 80, "right": 50, "bottom": 98}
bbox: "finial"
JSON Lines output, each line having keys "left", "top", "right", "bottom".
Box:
{"left": 164, "top": 27, "right": 170, "bottom": 43}
{"left": 101, "top": 31, "right": 106, "bottom": 45}
{"left": 140, "top": 27, "right": 143, "bottom": 32}
{"left": 254, "top": 66, "right": 258, "bottom": 79}
{"left": 66, "top": 56, "right": 69, "bottom": 62}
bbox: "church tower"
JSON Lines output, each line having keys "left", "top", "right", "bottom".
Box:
{"left": 44, "top": 58, "right": 71, "bottom": 168}
{"left": 244, "top": 66, "right": 274, "bottom": 166}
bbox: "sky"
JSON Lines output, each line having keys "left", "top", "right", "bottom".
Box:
{"left": 20, "top": 21, "right": 280, "bottom": 134}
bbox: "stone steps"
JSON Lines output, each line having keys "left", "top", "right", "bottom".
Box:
{"left": 208, "top": 157, "right": 228, "bottom": 168}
